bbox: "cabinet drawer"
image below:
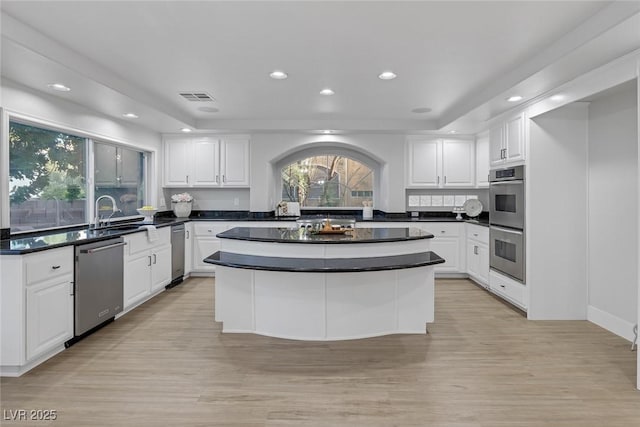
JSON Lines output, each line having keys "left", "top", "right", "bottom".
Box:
{"left": 466, "top": 224, "right": 489, "bottom": 243}
{"left": 125, "top": 228, "right": 170, "bottom": 256}
{"left": 489, "top": 270, "right": 526, "bottom": 309}
{"left": 193, "top": 222, "right": 233, "bottom": 237}
{"left": 25, "top": 247, "right": 74, "bottom": 285}
{"left": 420, "top": 222, "right": 462, "bottom": 237}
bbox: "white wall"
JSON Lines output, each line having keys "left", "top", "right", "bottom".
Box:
{"left": 527, "top": 103, "right": 589, "bottom": 320}
{"left": 0, "top": 79, "right": 162, "bottom": 228}
{"left": 249, "top": 133, "right": 408, "bottom": 212}
{"left": 587, "top": 83, "right": 638, "bottom": 340}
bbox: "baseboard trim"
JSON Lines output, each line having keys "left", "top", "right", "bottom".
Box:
{"left": 587, "top": 305, "right": 635, "bottom": 342}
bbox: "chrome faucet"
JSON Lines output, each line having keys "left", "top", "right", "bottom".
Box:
{"left": 94, "top": 195, "right": 120, "bottom": 228}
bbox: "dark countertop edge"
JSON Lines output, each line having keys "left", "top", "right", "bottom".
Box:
{"left": 217, "top": 232, "right": 435, "bottom": 244}
{"left": 204, "top": 251, "right": 446, "bottom": 273}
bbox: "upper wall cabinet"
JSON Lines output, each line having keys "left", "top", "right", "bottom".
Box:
{"left": 407, "top": 138, "right": 475, "bottom": 188}
{"left": 489, "top": 112, "right": 526, "bottom": 168}
{"left": 163, "top": 137, "right": 250, "bottom": 188}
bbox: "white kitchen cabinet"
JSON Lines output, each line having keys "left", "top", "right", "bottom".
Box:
{"left": 184, "top": 222, "right": 193, "bottom": 276}
{"left": 191, "top": 222, "right": 236, "bottom": 274}
{"left": 441, "top": 139, "right": 474, "bottom": 187}
{"left": 466, "top": 223, "right": 489, "bottom": 287}
{"left": 475, "top": 132, "right": 490, "bottom": 188}
{"left": 490, "top": 113, "right": 526, "bottom": 167}
{"left": 123, "top": 227, "right": 171, "bottom": 311}
{"left": 413, "top": 222, "right": 465, "bottom": 275}
{"left": 25, "top": 266, "right": 74, "bottom": 361}
{"left": 407, "top": 138, "right": 475, "bottom": 188}
{"left": 1, "top": 246, "right": 74, "bottom": 376}
{"left": 489, "top": 269, "right": 527, "bottom": 310}
{"left": 407, "top": 138, "right": 440, "bottom": 187}
{"left": 163, "top": 136, "right": 249, "bottom": 187}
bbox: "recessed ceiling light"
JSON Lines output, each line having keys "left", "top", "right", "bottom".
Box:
{"left": 322, "top": 130, "right": 333, "bottom": 134}
{"left": 507, "top": 95, "right": 523, "bottom": 102}
{"left": 550, "top": 94, "right": 565, "bottom": 102}
{"left": 319, "top": 88, "right": 335, "bottom": 96}
{"left": 411, "top": 107, "right": 432, "bottom": 114}
{"left": 269, "top": 70, "right": 288, "bottom": 80}
{"left": 378, "top": 71, "right": 397, "bottom": 80}
{"left": 448, "top": 130, "right": 457, "bottom": 134}
{"left": 180, "top": 128, "right": 192, "bottom": 133}
{"left": 122, "top": 113, "right": 139, "bottom": 119}
{"left": 47, "top": 83, "right": 71, "bottom": 92}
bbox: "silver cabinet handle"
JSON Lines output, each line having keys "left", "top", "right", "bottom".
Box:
{"left": 153, "top": 253, "right": 157, "bottom": 264}
{"left": 437, "top": 176, "right": 440, "bottom": 184}
{"left": 500, "top": 284, "right": 506, "bottom": 288}
{"left": 223, "top": 174, "right": 226, "bottom": 183}
{"left": 186, "top": 230, "right": 189, "bottom": 239}
{"left": 474, "top": 245, "right": 478, "bottom": 255}
{"left": 186, "top": 175, "right": 189, "bottom": 183}
{"left": 148, "top": 255, "right": 152, "bottom": 267}
{"left": 216, "top": 175, "right": 219, "bottom": 183}
{"left": 69, "top": 282, "right": 75, "bottom": 296}
{"left": 444, "top": 176, "right": 447, "bottom": 184}
{"left": 52, "top": 265, "right": 61, "bottom": 270}
{"left": 207, "top": 229, "right": 213, "bottom": 233}
{"left": 473, "top": 233, "right": 478, "bottom": 237}
{"left": 81, "top": 242, "right": 127, "bottom": 254}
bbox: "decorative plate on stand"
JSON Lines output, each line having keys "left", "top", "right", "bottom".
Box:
{"left": 463, "top": 199, "right": 483, "bottom": 217}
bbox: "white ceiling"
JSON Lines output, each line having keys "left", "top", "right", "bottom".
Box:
{"left": 1, "top": 1, "right": 639, "bottom": 135}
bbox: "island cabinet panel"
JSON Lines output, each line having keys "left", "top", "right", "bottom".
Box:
{"left": 406, "top": 138, "right": 475, "bottom": 188}
{"left": 163, "top": 136, "right": 249, "bottom": 188}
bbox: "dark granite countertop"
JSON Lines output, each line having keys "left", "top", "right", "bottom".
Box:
{"left": 204, "top": 251, "right": 445, "bottom": 273}
{"left": 0, "top": 220, "right": 183, "bottom": 255}
{"left": 1, "top": 210, "right": 488, "bottom": 255}
{"left": 217, "top": 226, "right": 434, "bottom": 244}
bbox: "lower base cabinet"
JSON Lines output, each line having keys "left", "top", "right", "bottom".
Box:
{"left": 26, "top": 275, "right": 74, "bottom": 361}
{"left": 489, "top": 269, "right": 527, "bottom": 310}
{"left": 123, "top": 228, "right": 171, "bottom": 311}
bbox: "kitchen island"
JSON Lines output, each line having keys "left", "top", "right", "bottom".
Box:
{"left": 204, "top": 226, "right": 444, "bottom": 341}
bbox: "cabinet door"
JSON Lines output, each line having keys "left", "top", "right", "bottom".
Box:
{"left": 151, "top": 245, "right": 172, "bottom": 292}
{"left": 164, "top": 139, "right": 191, "bottom": 186}
{"left": 124, "top": 252, "right": 151, "bottom": 309}
{"left": 442, "top": 140, "right": 474, "bottom": 187}
{"left": 489, "top": 124, "right": 505, "bottom": 167}
{"left": 467, "top": 241, "right": 480, "bottom": 278}
{"left": 192, "top": 238, "right": 220, "bottom": 272}
{"left": 184, "top": 223, "right": 193, "bottom": 275}
{"left": 430, "top": 237, "right": 460, "bottom": 273}
{"left": 221, "top": 139, "right": 250, "bottom": 186}
{"left": 94, "top": 143, "right": 118, "bottom": 187}
{"left": 407, "top": 139, "right": 440, "bottom": 187}
{"left": 475, "top": 133, "right": 489, "bottom": 188}
{"left": 477, "top": 244, "right": 490, "bottom": 285}
{"left": 26, "top": 277, "right": 74, "bottom": 360}
{"left": 505, "top": 114, "right": 525, "bottom": 163}
{"left": 192, "top": 138, "right": 220, "bottom": 186}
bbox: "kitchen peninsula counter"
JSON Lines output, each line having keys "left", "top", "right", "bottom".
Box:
{"left": 208, "top": 226, "right": 443, "bottom": 341}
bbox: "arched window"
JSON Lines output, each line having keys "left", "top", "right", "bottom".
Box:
{"left": 281, "top": 155, "right": 374, "bottom": 207}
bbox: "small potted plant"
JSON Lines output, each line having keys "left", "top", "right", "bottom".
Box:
{"left": 171, "top": 192, "right": 193, "bottom": 218}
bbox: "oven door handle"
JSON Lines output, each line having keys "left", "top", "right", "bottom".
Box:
{"left": 490, "top": 225, "right": 523, "bottom": 236}
{"left": 489, "top": 180, "right": 524, "bottom": 185}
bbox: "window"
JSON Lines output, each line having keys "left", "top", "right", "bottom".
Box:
{"left": 281, "top": 155, "right": 374, "bottom": 207}
{"left": 94, "top": 141, "right": 146, "bottom": 218}
{"left": 9, "top": 121, "right": 87, "bottom": 231}
{"left": 8, "top": 119, "right": 149, "bottom": 233}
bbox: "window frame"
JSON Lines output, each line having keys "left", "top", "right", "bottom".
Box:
{"left": 6, "top": 112, "right": 153, "bottom": 235}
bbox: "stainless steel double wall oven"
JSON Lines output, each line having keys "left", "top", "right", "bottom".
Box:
{"left": 489, "top": 165, "right": 525, "bottom": 283}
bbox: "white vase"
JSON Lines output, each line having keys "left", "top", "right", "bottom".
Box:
{"left": 173, "top": 201, "right": 192, "bottom": 218}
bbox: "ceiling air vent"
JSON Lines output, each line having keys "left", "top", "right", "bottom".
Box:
{"left": 179, "top": 92, "right": 215, "bottom": 102}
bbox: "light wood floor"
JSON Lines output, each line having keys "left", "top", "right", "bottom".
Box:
{"left": 1, "top": 278, "right": 638, "bottom": 426}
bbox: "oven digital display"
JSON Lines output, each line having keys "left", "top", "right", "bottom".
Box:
{"left": 496, "top": 169, "right": 516, "bottom": 179}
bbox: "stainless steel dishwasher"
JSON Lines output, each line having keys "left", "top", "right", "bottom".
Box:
{"left": 168, "top": 223, "right": 185, "bottom": 288}
{"left": 68, "top": 237, "right": 125, "bottom": 346}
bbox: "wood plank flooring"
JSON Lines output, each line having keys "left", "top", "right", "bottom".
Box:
{"left": 1, "top": 278, "right": 638, "bottom": 426}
